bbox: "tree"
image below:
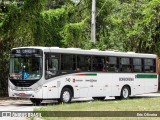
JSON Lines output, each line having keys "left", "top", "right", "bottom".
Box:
{"left": 141, "top": 0, "right": 160, "bottom": 54}
{"left": 0, "top": 0, "right": 160, "bottom": 96}
{"left": 62, "top": 19, "right": 88, "bottom": 48}
{"left": 0, "top": 0, "right": 45, "bottom": 96}
{"left": 39, "top": 7, "right": 67, "bottom": 46}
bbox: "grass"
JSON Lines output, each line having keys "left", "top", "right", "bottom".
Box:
{"left": 33, "top": 97, "right": 160, "bottom": 120}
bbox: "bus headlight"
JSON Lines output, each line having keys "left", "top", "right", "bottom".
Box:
{"left": 9, "top": 85, "right": 15, "bottom": 90}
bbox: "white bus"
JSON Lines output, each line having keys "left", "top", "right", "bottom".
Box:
{"left": 9, "top": 47, "right": 159, "bottom": 105}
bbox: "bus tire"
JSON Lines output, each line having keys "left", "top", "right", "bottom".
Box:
{"left": 120, "top": 86, "right": 130, "bottom": 99}
{"left": 30, "top": 98, "right": 42, "bottom": 105}
{"left": 92, "top": 97, "right": 105, "bottom": 101}
{"left": 58, "top": 87, "right": 72, "bottom": 103}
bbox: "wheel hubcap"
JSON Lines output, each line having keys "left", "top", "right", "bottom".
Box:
{"left": 123, "top": 88, "right": 129, "bottom": 98}
{"left": 62, "top": 91, "right": 70, "bottom": 102}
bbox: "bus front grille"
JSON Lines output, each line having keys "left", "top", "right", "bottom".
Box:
{"left": 9, "top": 79, "right": 38, "bottom": 87}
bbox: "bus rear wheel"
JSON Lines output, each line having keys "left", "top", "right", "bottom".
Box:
{"left": 58, "top": 87, "right": 72, "bottom": 103}
{"left": 121, "top": 86, "right": 130, "bottom": 99}
{"left": 30, "top": 98, "right": 42, "bottom": 105}
{"left": 92, "top": 97, "right": 105, "bottom": 101}
{"left": 116, "top": 86, "right": 130, "bottom": 100}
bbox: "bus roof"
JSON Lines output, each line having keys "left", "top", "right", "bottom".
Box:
{"left": 12, "top": 46, "right": 157, "bottom": 58}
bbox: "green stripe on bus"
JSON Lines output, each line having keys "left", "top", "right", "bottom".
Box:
{"left": 135, "top": 74, "right": 157, "bottom": 79}
{"left": 86, "top": 74, "right": 97, "bottom": 76}
{"left": 74, "top": 73, "right": 97, "bottom": 76}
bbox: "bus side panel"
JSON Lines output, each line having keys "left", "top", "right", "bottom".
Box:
{"left": 145, "top": 77, "right": 158, "bottom": 93}
{"left": 73, "top": 76, "right": 89, "bottom": 98}
{"left": 133, "top": 77, "right": 146, "bottom": 95}
{"left": 88, "top": 74, "right": 102, "bottom": 97}
{"left": 132, "top": 74, "right": 158, "bottom": 95}
{"left": 41, "top": 73, "right": 158, "bottom": 99}
{"left": 42, "top": 75, "right": 83, "bottom": 99}
{"left": 111, "top": 73, "right": 134, "bottom": 96}
{"left": 111, "top": 73, "right": 121, "bottom": 96}
{"left": 96, "top": 73, "right": 112, "bottom": 97}
{"left": 42, "top": 80, "right": 60, "bottom": 99}
{"left": 31, "top": 89, "right": 43, "bottom": 99}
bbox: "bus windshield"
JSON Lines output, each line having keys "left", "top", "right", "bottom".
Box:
{"left": 9, "top": 56, "right": 42, "bottom": 80}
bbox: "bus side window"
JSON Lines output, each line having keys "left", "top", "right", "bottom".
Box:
{"left": 77, "top": 55, "right": 91, "bottom": 71}
{"left": 92, "top": 56, "right": 105, "bottom": 71}
{"left": 61, "top": 54, "right": 75, "bottom": 71}
{"left": 133, "top": 58, "right": 142, "bottom": 72}
{"left": 107, "top": 57, "right": 118, "bottom": 72}
{"left": 144, "top": 59, "right": 155, "bottom": 73}
{"left": 45, "top": 56, "right": 59, "bottom": 79}
{"left": 120, "top": 58, "right": 131, "bottom": 72}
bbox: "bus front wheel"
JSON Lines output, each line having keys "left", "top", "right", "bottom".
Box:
{"left": 58, "top": 87, "right": 72, "bottom": 103}
{"left": 30, "top": 98, "right": 42, "bottom": 105}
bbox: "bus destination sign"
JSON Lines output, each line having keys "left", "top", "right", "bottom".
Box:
{"left": 12, "top": 49, "right": 42, "bottom": 55}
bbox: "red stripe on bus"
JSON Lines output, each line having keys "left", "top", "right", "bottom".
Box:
{"left": 156, "top": 55, "right": 159, "bottom": 74}
{"left": 74, "top": 74, "right": 86, "bottom": 76}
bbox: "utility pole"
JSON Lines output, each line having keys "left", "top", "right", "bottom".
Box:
{"left": 91, "top": 0, "right": 96, "bottom": 43}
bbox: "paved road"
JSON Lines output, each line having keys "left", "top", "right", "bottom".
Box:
{"left": 0, "top": 99, "right": 40, "bottom": 120}
{"left": 0, "top": 92, "right": 160, "bottom": 120}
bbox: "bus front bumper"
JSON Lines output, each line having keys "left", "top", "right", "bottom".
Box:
{"left": 8, "top": 88, "right": 43, "bottom": 99}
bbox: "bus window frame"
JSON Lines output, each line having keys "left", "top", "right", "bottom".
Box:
{"left": 45, "top": 53, "right": 60, "bottom": 80}
{"left": 119, "top": 57, "right": 132, "bottom": 73}
{"left": 143, "top": 58, "right": 156, "bottom": 73}
{"left": 133, "top": 58, "right": 142, "bottom": 72}
{"left": 44, "top": 52, "right": 157, "bottom": 79}
{"left": 61, "top": 54, "right": 76, "bottom": 71}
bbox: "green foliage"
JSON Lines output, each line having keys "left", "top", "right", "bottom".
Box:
{"left": 142, "top": 0, "right": 160, "bottom": 53}
{"left": 0, "top": 0, "right": 160, "bottom": 96}
{"left": 39, "top": 7, "right": 67, "bottom": 46}
{"left": 62, "top": 18, "right": 88, "bottom": 48}
{"left": 0, "top": 0, "right": 45, "bottom": 95}
{"left": 107, "top": 0, "right": 160, "bottom": 53}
